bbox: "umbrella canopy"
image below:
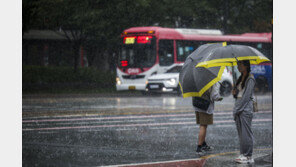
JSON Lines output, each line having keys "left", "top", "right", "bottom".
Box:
{"left": 195, "top": 44, "right": 271, "bottom": 68}
{"left": 179, "top": 43, "right": 227, "bottom": 98}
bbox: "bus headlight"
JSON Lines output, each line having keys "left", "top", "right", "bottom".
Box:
{"left": 116, "top": 77, "right": 121, "bottom": 85}
{"left": 166, "top": 78, "right": 176, "bottom": 86}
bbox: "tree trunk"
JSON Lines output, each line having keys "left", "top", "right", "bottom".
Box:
{"left": 86, "top": 45, "right": 98, "bottom": 67}
{"left": 72, "top": 43, "right": 80, "bottom": 73}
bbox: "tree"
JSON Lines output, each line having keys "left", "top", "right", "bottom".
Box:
{"left": 23, "top": 0, "right": 272, "bottom": 71}
{"left": 220, "top": 0, "right": 273, "bottom": 34}
{"left": 24, "top": 0, "right": 100, "bottom": 72}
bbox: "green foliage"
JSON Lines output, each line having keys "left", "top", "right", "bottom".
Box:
{"left": 23, "top": 0, "right": 273, "bottom": 70}
{"left": 24, "top": 0, "right": 272, "bottom": 34}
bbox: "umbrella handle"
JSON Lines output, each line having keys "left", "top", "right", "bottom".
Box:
{"left": 232, "top": 64, "right": 237, "bottom": 86}
{"left": 218, "top": 81, "right": 225, "bottom": 88}
{"left": 231, "top": 65, "right": 239, "bottom": 99}
{"left": 232, "top": 49, "right": 238, "bottom": 86}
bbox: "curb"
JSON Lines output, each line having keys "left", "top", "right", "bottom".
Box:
{"left": 100, "top": 148, "right": 272, "bottom": 167}
{"left": 101, "top": 158, "right": 206, "bottom": 167}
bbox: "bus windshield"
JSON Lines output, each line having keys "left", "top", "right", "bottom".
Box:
{"left": 119, "top": 37, "right": 156, "bottom": 68}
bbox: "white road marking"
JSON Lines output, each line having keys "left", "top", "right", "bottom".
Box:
{"left": 100, "top": 158, "right": 204, "bottom": 167}
{"left": 22, "top": 110, "right": 272, "bottom": 123}
{"left": 23, "top": 119, "right": 156, "bottom": 126}
{"left": 22, "top": 118, "right": 272, "bottom": 131}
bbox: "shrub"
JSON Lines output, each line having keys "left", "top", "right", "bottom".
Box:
{"left": 22, "top": 66, "right": 116, "bottom": 93}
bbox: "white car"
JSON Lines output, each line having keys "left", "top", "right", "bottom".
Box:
{"left": 219, "top": 67, "right": 234, "bottom": 97}
{"left": 146, "top": 64, "right": 233, "bottom": 96}
{"left": 146, "top": 64, "right": 183, "bottom": 94}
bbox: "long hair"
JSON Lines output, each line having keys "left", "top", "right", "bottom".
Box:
{"left": 236, "top": 60, "right": 251, "bottom": 89}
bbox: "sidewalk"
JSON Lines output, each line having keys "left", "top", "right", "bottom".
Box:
{"left": 103, "top": 148, "right": 272, "bottom": 167}
{"left": 202, "top": 148, "right": 272, "bottom": 167}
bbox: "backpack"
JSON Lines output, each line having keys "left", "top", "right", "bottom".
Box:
{"left": 192, "top": 88, "right": 211, "bottom": 111}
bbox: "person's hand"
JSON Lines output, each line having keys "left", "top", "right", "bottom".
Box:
{"left": 217, "top": 97, "right": 223, "bottom": 101}
{"left": 232, "top": 89, "right": 237, "bottom": 95}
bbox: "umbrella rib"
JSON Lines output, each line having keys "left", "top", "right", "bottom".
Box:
{"left": 197, "top": 66, "right": 225, "bottom": 96}
{"left": 181, "top": 66, "right": 225, "bottom": 98}
{"left": 195, "top": 56, "right": 270, "bottom": 68}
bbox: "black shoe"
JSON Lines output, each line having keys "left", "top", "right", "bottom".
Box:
{"left": 196, "top": 146, "right": 205, "bottom": 155}
{"left": 201, "top": 142, "right": 214, "bottom": 151}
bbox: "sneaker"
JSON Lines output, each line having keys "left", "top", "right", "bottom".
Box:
{"left": 235, "top": 154, "right": 244, "bottom": 161}
{"left": 235, "top": 155, "right": 254, "bottom": 164}
{"left": 196, "top": 146, "right": 205, "bottom": 155}
{"left": 201, "top": 143, "right": 214, "bottom": 151}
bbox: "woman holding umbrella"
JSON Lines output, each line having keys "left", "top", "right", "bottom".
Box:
{"left": 232, "top": 60, "right": 256, "bottom": 164}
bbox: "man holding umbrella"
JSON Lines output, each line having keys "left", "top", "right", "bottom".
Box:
{"left": 193, "top": 82, "right": 223, "bottom": 155}
{"left": 179, "top": 43, "right": 226, "bottom": 155}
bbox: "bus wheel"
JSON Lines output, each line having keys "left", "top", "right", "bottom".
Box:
{"left": 220, "top": 81, "right": 232, "bottom": 97}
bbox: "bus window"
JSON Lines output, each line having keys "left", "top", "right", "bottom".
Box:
{"left": 159, "top": 40, "right": 174, "bottom": 66}
{"left": 176, "top": 40, "right": 201, "bottom": 61}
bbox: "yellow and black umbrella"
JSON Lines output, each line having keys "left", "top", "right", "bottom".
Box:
{"left": 179, "top": 43, "right": 226, "bottom": 98}
{"left": 179, "top": 44, "right": 271, "bottom": 98}
{"left": 195, "top": 44, "right": 270, "bottom": 68}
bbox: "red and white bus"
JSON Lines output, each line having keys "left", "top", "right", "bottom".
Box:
{"left": 116, "top": 26, "right": 272, "bottom": 92}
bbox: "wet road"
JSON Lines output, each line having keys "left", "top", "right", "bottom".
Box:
{"left": 22, "top": 94, "right": 272, "bottom": 166}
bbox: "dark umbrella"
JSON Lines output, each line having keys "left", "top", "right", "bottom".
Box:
{"left": 179, "top": 43, "right": 226, "bottom": 98}
{"left": 195, "top": 44, "right": 271, "bottom": 86}
{"left": 195, "top": 44, "right": 270, "bottom": 68}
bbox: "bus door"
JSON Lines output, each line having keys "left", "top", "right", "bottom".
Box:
{"left": 158, "top": 40, "right": 174, "bottom": 73}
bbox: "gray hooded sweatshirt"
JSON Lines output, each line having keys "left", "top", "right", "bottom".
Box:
{"left": 233, "top": 74, "right": 256, "bottom": 115}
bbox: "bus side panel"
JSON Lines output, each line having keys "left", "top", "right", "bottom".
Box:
{"left": 251, "top": 64, "right": 272, "bottom": 92}
{"left": 265, "top": 64, "right": 272, "bottom": 91}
